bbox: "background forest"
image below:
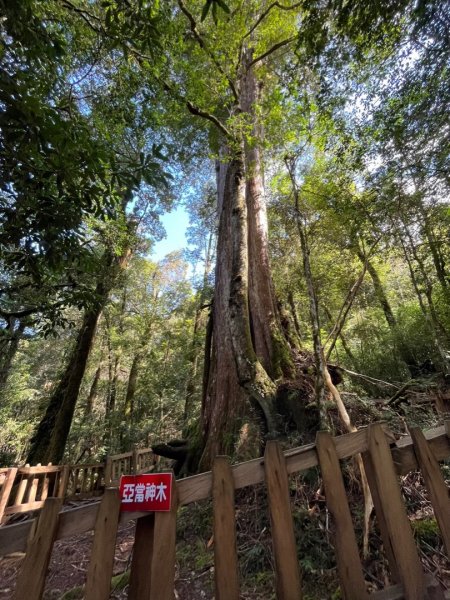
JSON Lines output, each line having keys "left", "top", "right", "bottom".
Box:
{"left": 0, "top": 0, "right": 449, "bottom": 471}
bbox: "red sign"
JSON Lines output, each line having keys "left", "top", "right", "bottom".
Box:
{"left": 119, "top": 473, "right": 173, "bottom": 512}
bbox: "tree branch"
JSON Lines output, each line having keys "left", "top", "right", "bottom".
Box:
{"left": 248, "top": 36, "right": 296, "bottom": 69}
{"left": 177, "top": 0, "right": 239, "bottom": 102}
{"left": 243, "top": 2, "right": 302, "bottom": 41}
{"left": 185, "top": 100, "right": 232, "bottom": 137}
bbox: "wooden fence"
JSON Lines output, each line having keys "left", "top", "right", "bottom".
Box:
{"left": 1, "top": 422, "right": 449, "bottom": 600}
{"left": 0, "top": 447, "right": 156, "bottom": 523}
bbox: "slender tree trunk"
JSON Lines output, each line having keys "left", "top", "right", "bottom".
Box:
{"left": 355, "top": 247, "right": 417, "bottom": 374}
{"left": 287, "top": 290, "right": 303, "bottom": 341}
{"left": 85, "top": 366, "right": 101, "bottom": 417}
{"left": 183, "top": 231, "right": 214, "bottom": 434}
{"left": 422, "top": 215, "right": 449, "bottom": 294}
{"left": 403, "top": 224, "right": 449, "bottom": 343}
{"left": 0, "top": 318, "right": 25, "bottom": 392}
{"left": 286, "top": 158, "right": 328, "bottom": 428}
{"left": 124, "top": 353, "right": 140, "bottom": 419}
{"left": 27, "top": 298, "right": 104, "bottom": 464}
{"left": 27, "top": 248, "right": 131, "bottom": 464}
{"left": 400, "top": 236, "right": 449, "bottom": 372}
{"left": 323, "top": 305, "right": 357, "bottom": 365}
{"left": 355, "top": 249, "right": 397, "bottom": 328}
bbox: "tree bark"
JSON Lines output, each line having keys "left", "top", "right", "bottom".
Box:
{"left": 124, "top": 353, "right": 140, "bottom": 419}
{"left": 199, "top": 58, "right": 299, "bottom": 468}
{"left": 0, "top": 318, "right": 25, "bottom": 392}
{"left": 85, "top": 366, "right": 101, "bottom": 417}
{"left": 355, "top": 249, "right": 397, "bottom": 329}
{"left": 27, "top": 248, "right": 131, "bottom": 464}
{"left": 27, "top": 296, "right": 104, "bottom": 464}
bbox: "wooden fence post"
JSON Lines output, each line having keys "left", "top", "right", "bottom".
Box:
{"left": 132, "top": 447, "right": 139, "bottom": 475}
{"left": 316, "top": 432, "right": 369, "bottom": 600}
{"left": 13, "top": 497, "right": 62, "bottom": 600}
{"left": 264, "top": 441, "right": 303, "bottom": 600}
{"left": 409, "top": 427, "right": 450, "bottom": 557}
{"left": 149, "top": 475, "right": 178, "bottom": 600}
{"left": 368, "top": 423, "right": 425, "bottom": 600}
{"left": 84, "top": 487, "right": 121, "bottom": 600}
{"left": 128, "top": 514, "right": 155, "bottom": 600}
{"left": 212, "top": 456, "right": 240, "bottom": 600}
{"left": 362, "top": 451, "right": 400, "bottom": 583}
{"left": 57, "top": 465, "right": 70, "bottom": 499}
{"left": 0, "top": 467, "right": 17, "bottom": 523}
{"left": 104, "top": 456, "right": 113, "bottom": 486}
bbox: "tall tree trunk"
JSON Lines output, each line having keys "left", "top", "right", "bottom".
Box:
{"left": 422, "top": 214, "right": 449, "bottom": 294}
{"left": 285, "top": 158, "right": 328, "bottom": 428}
{"left": 85, "top": 366, "right": 101, "bottom": 417}
{"left": 355, "top": 247, "right": 417, "bottom": 374}
{"left": 27, "top": 297, "right": 104, "bottom": 464}
{"left": 400, "top": 236, "right": 449, "bottom": 373}
{"left": 287, "top": 290, "right": 303, "bottom": 341}
{"left": 0, "top": 318, "right": 25, "bottom": 392}
{"left": 124, "top": 353, "right": 140, "bottom": 419}
{"left": 183, "top": 231, "right": 214, "bottom": 434}
{"left": 27, "top": 248, "right": 131, "bottom": 464}
{"left": 355, "top": 249, "right": 397, "bottom": 329}
{"left": 323, "top": 305, "right": 357, "bottom": 366}
{"left": 200, "top": 57, "right": 299, "bottom": 467}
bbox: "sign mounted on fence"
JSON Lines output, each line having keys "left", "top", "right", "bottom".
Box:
{"left": 119, "top": 473, "right": 173, "bottom": 512}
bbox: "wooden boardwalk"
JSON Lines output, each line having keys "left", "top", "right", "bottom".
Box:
{"left": 1, "top": 422, "right": 449, "bottom": 600}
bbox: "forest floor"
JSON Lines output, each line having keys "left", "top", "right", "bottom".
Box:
{"left": 0, "top": 468, "right": 449, "bottom": 600}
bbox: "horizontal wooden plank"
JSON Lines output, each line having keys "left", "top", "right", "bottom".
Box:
{"left": 371, "top": 575, "right": 444, "bottom": 600}
{"left": 0, "top": 520, "right": 34, "bottom": 555}
{"left": 1, "top": 426, "right": 448, "bottom": 557}
{"left": 68, "top": 463, "right": 104, "bottom": 470}
{"left": 4, "top": 501, "right": 45, "bottom": 514}
{"left": 135, "top": 449, "right": 152, "bottom": 456}
{"left": 392, "top": 426, "right": 450, "bottom": 475}
{"left": 109, "top": 452, "right": 133, "bottom": 461}
{"left": 18, "top": 466, "right": 63, "bottom": 475}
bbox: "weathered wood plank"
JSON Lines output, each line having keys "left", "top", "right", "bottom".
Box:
{"left": 264, "top": 441, "right": 303, "bottom": 600}
{"left": 371, "top": 575, "right": 446, "bottom": 600}
{"left": 12, "top": 497, "right": 62, "bottom": 600}
{"left": 0, "top": 468, "right": 17, "bottom": 522}
{"left": 409, "top": 427, "right": 450, "bottom": 557}
{"left": 13, "top": 474, "right": 29, "bottom": 507}
{"left": 4, "top": 500, "right": 45, "bottom": 515}
{"left": 316, "top": 432, "right": 368, "bottom": 600}
{"left": 84, "top": 488, "right": 121, "bottom": 600}
{"left": 361, "top": 451, "right": 400, "bottom": 583}
{"left": 57, "top": 465, "right": 70, "bottom": 498}
{"left": 17, "top": 466, "right": 62, "bottom": 475}
{"left": 27, "top": 467, "right": 40, "bottom": 503}
{"left": 392, "top": 427, "right": 450, "bottom": 476}
{"left": 128, "top": 514, "right": 155, "bottom": 600}
{"left": 212, "top": 456, "right": 240, "bottom": 600}
{"left": 149, "top": 476, "right": 178, "bottom": 600}
{"left": 368, "top": 424, "right": 425, "bottom": 600}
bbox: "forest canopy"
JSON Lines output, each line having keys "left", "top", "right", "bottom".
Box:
{"left": 0, "top": 0, "right": 449, "bottom": 469}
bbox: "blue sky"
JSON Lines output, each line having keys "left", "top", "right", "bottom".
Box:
{"left": 151, "top": 205, "right": 190, "bottom": 261}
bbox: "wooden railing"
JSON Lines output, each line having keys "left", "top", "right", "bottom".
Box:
{"left": 0, "top": 447, "right": 156, "bottom": 523}
{"left": 1, "top": 422, "right": 449, "bottom": 599}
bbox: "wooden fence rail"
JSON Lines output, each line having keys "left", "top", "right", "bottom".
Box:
{"left": 0, "top": 447, "right": 156, "bottom": 523}
{"left": 1, "top": 422, "right": 449, "bottom": 600}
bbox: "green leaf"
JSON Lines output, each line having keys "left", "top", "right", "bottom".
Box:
{"left": 200, "top": 0, "right": 212, "bottom": 22}
{"left": 215, "top": 0, "right": 230, "bottom": 15}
